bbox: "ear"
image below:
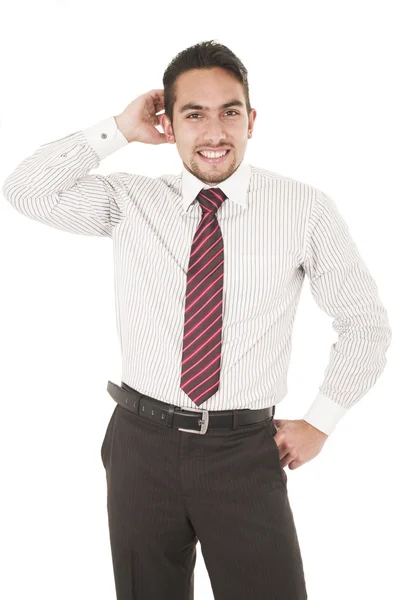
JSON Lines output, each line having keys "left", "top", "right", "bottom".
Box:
{"left": 159, "top": 114, "right": 176, "bottom": 144}
{"left": 247, "top": 108, "right": 257, "bottom": 140}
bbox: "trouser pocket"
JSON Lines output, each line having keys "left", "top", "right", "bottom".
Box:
{"left": 100, "top": 405, "right": 118, "bottom": 468}
{"left": 265, "top": 418, "right": 288, "bottom": 489}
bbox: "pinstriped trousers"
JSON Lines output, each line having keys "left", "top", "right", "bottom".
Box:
{"left": 100, "top": 388, "right": 308, "bottom": 599}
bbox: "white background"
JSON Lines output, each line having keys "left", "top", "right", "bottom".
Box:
{"left": 0, "top": 1, "right": 396, "bottom": 598}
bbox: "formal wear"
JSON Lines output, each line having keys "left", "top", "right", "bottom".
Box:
{"left": 2, "top": 116, "right": 392, "bottom": 436}
{"left": 2, "top": 116, "right": 392, "bottom": 599}
{"left": 180, "top": 186, "right": 228, "bottom": 406}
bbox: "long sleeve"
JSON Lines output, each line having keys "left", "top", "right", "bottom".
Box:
{"left": 301, "top": 189, "right": 392, "bottom": 436}
{"left": 2, "top": 116, "right": 130, "bottom": 237}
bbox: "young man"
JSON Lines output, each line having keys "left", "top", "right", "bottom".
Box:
{"left": 2, "top": 39, "right": 392, "bottom": 599}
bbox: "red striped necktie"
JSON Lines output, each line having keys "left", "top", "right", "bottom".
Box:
{"left": 180, "top": 187, "right": 228, "bottom": 406}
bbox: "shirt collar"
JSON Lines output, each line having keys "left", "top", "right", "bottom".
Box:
{"left": 180, "top": 160, "right": 252, "bottom": 214}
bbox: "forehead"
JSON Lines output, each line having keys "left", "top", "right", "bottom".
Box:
{"left": 174, "top": 68, "right": 245, "bottom": 108}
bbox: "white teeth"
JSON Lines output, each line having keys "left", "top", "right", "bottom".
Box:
{"left": 199, "top": 150, "right": 228, "bottom": 158}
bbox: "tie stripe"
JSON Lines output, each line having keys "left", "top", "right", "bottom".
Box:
{"left": 180, "top": 187, "right": 227, "bottom": 406}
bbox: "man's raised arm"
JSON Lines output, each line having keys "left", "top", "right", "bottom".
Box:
{"left": 2, "top": 88, "right": 167, "bottom": 237}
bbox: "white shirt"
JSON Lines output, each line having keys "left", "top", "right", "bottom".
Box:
{"left": 2, "top": 116, "right": 392, "bottom": 435}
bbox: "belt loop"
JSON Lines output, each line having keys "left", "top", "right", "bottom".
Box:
{"left": 272, "top": 404, "right": 275, "bottom": 417}
{"left": 166, "top": 405, "right": 175, "bottom": 427}
{"left": 232, "top": 410, "right": 238, "bottom": 430}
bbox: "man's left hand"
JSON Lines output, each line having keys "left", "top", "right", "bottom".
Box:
{"left": 273, "top": 419, "right": 329, "bottom": 470}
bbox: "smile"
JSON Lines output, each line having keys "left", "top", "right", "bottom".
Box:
{"left": 197, "top": 149, "right": 231, "bottom": 164}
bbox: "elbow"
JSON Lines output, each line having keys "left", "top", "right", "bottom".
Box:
{"left": 2, "top": 175, "right": 21, "bottom": 207}
{"left": 2, "top": 176, "right": 13, "bottom": 202}
{"left": 2, "top": 175, "right": 31, "bottom": 213}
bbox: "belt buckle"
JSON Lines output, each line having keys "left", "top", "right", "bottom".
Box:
{"left": 178, "top": 406, "right": 209, "bottom": 434}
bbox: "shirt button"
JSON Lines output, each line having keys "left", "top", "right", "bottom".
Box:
{"left": 101, "top": 133, "right": 107, "bottom": 139}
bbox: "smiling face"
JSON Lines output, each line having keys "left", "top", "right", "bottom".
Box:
{"left": 160, "top": 67, "right": 256, "bottom": 186}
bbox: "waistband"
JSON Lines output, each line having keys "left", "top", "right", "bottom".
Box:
{"left": 106, "top": 380, "right": 275, "bottom": 435}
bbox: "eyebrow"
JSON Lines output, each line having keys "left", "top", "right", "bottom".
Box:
{"left": 179, "top": 99, "right": 244, "bottom": 113}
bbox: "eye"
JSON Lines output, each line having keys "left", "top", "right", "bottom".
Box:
{"left": 186, "top": 110, "right": 238, "bottom": 119}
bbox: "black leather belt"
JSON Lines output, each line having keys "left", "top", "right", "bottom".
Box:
{"left": 107, "top": 380, "right": 275, "bottom": 435}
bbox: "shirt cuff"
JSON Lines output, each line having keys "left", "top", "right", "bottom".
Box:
{"left": 302, "top": 392, "right": 349, "bottom": 436}
{"left": 81, "top": 116, "right": 129, "bottom": 160}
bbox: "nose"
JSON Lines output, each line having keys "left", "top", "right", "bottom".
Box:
{"left": 203, "top": 119, "right": 228, "bottom": 144}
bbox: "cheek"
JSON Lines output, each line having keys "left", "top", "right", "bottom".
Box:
{"left": 178, "top": 133, "right": 196, "bottom": 153}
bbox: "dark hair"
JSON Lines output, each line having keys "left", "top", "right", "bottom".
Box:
{"left": 162, "top": 39, "right": 252, "bottom": 124}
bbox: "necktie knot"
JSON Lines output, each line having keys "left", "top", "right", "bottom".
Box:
{"left": 196, "top": 187, "right": 228, "bottom": 214}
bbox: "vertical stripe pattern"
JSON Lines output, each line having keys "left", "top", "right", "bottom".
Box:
{"left": 180, "top": 188, "right": 227, "bottom": 406}
{"left": 1, "top": 117, "right": 392, "bottom": 435}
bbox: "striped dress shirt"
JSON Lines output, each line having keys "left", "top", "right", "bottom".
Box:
{"left": 2, "top": 116, "right": 392, "bottom": 436}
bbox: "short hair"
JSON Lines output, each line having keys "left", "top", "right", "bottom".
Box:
{"left": 163, "top": 39, "right": 252, "bottom": 124}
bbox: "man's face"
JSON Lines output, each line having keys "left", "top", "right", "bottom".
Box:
{"left": 160, "top": 67, "right": 256, "bottom": 186}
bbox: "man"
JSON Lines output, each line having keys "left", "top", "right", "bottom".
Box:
{"left": 2, "top": 39, "right": 392, "bottom": 599}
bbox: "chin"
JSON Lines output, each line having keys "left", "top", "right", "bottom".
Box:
{"left": 189, "top": 157, "right": 236, "bottom": 184}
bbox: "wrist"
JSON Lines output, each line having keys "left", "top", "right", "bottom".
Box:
{"left": 114, "top": 114, "right": 135, "bottom": 143}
